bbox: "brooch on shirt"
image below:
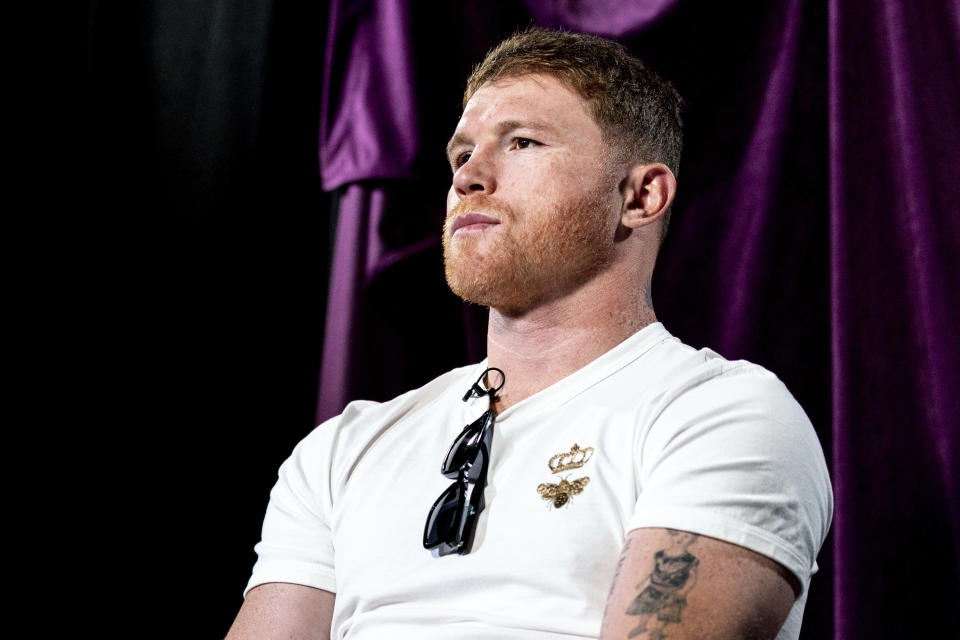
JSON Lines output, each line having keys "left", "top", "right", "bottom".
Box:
{"left": 537, "top": 443, "right": 594, "bottom": 508}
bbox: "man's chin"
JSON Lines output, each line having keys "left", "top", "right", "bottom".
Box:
{"left": 445, "top": 266, "right": 543, "bottom": 316}
{"left": 444, "top": 268, "right": 495, "bottom": 307}
{"left": 447, "top": 266, "right": 506, "bottom": 307}
{"left": 443, "top": 248, "right": 496, "bottom": 304}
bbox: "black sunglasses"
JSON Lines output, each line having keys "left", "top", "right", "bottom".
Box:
{"left": 423, "top": 368, "right": 504, "bottom": 555}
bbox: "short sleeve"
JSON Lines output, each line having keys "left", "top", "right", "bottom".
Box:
{"left": 244, "top": 420, "right": 339, "bottom": 597}
{"left": 628, "top": 364, "right": 833, "bottom": 590}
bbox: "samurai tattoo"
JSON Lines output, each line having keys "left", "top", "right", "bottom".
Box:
{"left": 625, "top": 530, "right": 700, "bottom": 639}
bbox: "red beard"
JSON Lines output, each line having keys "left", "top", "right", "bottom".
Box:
{"left": 442, "top": 186, "right": 615, "bottom": 316}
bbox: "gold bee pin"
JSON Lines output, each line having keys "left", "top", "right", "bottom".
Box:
{"left": 537, "top": 476, "right": 590, "bottom": 507}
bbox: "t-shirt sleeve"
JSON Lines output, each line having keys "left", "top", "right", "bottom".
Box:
{"left": 627, "top": 363, "right": 833, "bottom": 590}
{"left": 244, "top": 419, "right": 340, "bottom": 597}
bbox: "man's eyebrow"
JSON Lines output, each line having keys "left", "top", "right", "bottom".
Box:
{"left": 445, "top": 118, "right": 560, "bottom": 160}
{"left": 446, "top": 132, "right": 471, "bottom": 160}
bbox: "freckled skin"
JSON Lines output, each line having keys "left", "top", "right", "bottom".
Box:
{"left": 443, "top": 74, "right": 623, "bottom": 315}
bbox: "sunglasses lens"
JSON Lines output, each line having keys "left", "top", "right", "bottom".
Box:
{"left": 423, "top": 481, "right": 463, "bottom": 548}
{"left": 441, "top": 411, "right": 493, "bottom": 476}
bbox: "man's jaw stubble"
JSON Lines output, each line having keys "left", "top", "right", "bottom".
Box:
{"left": 442, "top": 190, "right": 614, "bottom": 316}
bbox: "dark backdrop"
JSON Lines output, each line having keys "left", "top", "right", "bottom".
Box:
{"left": 82, "top": 1, "right": 958, "bottom": 637}
{"left": 84, "top": 2, "right": 331, "bottom": 634}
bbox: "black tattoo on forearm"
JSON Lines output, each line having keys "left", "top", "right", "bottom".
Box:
{"left": 625, "top": 530, "right": 700, "bottom": 639}
{"left": 608, "top": 538, "right": 633, "bottom": 599}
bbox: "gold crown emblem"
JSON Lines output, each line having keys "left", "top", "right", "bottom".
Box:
{"left": 548, "top": 443, "right": 594, "bottom": 473}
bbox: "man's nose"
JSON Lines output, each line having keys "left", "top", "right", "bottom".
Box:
{"left": 452, "top": 149, "right": 497, "bottom": 197}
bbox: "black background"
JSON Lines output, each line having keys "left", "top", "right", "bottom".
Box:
{"left": 82, "top": 3, "right": 331, "bottom": 634}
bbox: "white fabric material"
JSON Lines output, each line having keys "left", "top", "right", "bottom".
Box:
{"left": 246, "top": 323, "right": 833, "bottom": 639}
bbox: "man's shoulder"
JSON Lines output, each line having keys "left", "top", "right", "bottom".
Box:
{"left": 640, "top": 337, "right": 825, "bottom": 487}
{"left": 622, "top": 332, "right": 814, "bottom": 444}
{"left": 626, "top": 330, "right": 793, "bottom": 406}
{"left": 286, "top": 362, "right": 484, "bottom": 478}
{"left": 313, "top": 362, "right": 483, "bottom": 437}
{"left": 676, "top": 351, "right": 807, "bottom": 424}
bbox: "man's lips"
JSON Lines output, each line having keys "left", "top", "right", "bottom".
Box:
{"left": 450, "top": 212, "right": 501, "bottom": 235}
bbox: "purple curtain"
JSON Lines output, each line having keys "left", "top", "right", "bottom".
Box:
{"left": 828, "top": 0, "right": 960, "bottom": 636}
{"left": 316, "top": 1, "right": 960, "bottom": 637}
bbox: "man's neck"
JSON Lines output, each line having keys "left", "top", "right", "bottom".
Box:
{"left": 485, "top": 269, "right": 656, "bottom": 414}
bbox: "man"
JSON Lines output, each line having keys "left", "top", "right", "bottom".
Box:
{"left": 228, "top": 28, "right": 832, "bottom": 640}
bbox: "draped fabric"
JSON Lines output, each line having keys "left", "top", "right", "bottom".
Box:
{"left": 320, "top": 0, "right": 418, "bottom": 188}
{"left": 316, "top": 1, "right": 960, "bottom": 637}
{"left": 828, "top": 0, "right": 960, "bottom": 636}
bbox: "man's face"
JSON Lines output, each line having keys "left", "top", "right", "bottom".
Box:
{"left": 443, "top": 73, "right": 622, "bottom": 315}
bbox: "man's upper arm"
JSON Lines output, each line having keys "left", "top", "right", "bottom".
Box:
{"left": 226, "top": 582, "right": 335, "bottom": 640}
{"left": 600, "top": 528, "right": 799, "bottom": 640}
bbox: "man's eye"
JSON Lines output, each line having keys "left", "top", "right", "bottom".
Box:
{"left": 455, "top": 152, "right": 472, "bottom": 168}
{"left": 516, "top": 138, "right": 534, "bottom": 149}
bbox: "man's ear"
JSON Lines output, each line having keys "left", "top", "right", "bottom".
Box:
{"left": 620, "top": 163, "right": 677, "bottom": 229}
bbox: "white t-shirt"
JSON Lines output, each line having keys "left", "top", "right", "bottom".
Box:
{"left": 246, "top": 323, "right": 832, "bottom": 639}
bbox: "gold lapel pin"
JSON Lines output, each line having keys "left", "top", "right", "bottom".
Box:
{"left": 537, "top": 476, "right": 590, "bottom": 507}
{"left": 548, "top": 443, "right": 594, "bottom": 473}
{"left": 538, "top": 443, "right": 595, "bottom": 507}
